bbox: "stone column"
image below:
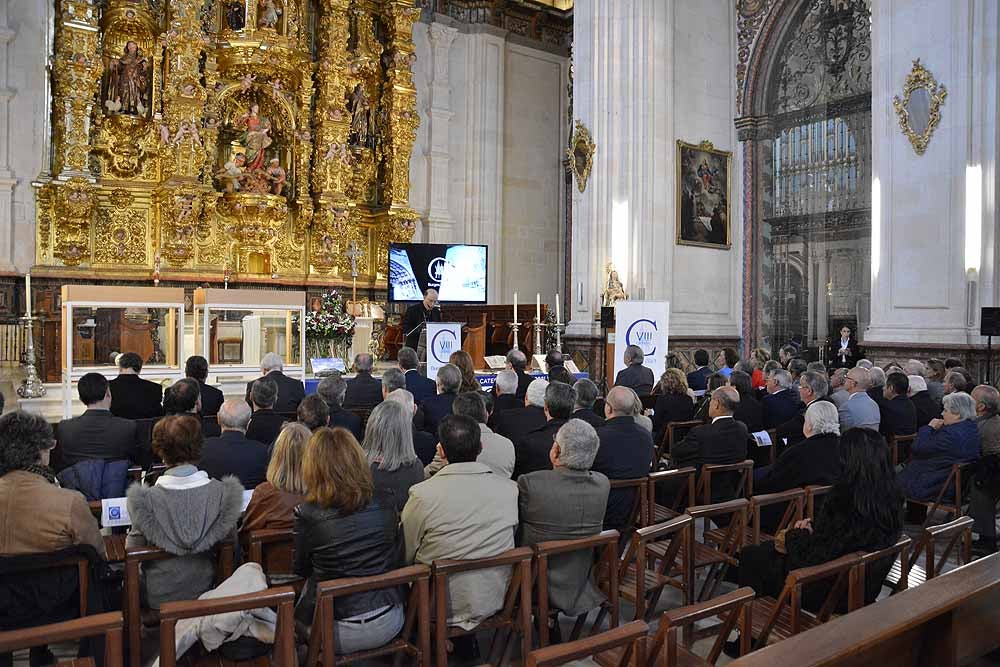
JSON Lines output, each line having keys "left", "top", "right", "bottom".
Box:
{"left": 425, "top": 19, "right": 458, "bottom": 242}
{"left": 0, "top": 3, "right": 15, "bottom": 271}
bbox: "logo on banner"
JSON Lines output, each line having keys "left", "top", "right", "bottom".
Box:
{"left": 625, "top": 318, "right": 658, "bottom": 356}
{"left": 428, "top": 257, "right": 447, "bottom": 282}
{"left": 430, "top": 328, "right": 458, "bottom": 363}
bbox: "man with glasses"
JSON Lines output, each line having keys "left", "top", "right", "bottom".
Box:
{"left": 762, "top": 369, "right": 802, "bottom": 430}
{"left": 838, "top": 367, "right": 880, "bottom": 431}
{"left": 775, "top": 370, "right": 831, "bottom": 447}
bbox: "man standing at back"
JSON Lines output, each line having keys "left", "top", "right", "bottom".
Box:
{"left": 58, "top": 372, "right": 139, "bottom": 469}
{"left": 614, "top": 345, "right": 654, "bottom": 396}
{"left": 244, "top": 352, "right": 305, "bottom": 414}
{"left": 838, "top": 367, "right": 881, "bottom": 431}
{"left": 592, "top": 386, "right": 654, "bottom": 532}
{"left": 109, "top": 352, "right": 164, "bottom": 419}
{"left": 398, "top": 346, "right": 436, "bottom": 404}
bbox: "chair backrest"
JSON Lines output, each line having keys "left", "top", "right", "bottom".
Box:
{"left": 750, "top": 489, "right": 805, "bottom": 544}
{"left": 533, "top": 530, "right": 621, "bottom": 647}
{"left": 0, "top": 544, "right": 102, "bottom": 628}
{"left": 525, "top": 620, "right": 649, "bottom": 667}
{"left": 922, "top": 515, "right": 973, "bottom": 579}
{"left": 302, "top": 564, "right": 430, "bottom": 667}
{"left": 686, "top": 499, "right": 750, "bottom": 602}
{"left": 157, "top": 586, "right": 296, "bottom": 667}
{"left": 647, "top": 467, "right": 697, "bottom": 519}
{"left": 657, "top": 420, "right": 703, "bottom": 465}
{"left": 618, "top": 515, "right": 694, "bottom": 619}
{"left": 244, "top": 527, "right": 295, "bottom": 577}
{"left": 0, "top": 611, "right": 123, "bottom": 667}
{"left": 647, "top": 586, "right": 756, "bottom": 665}
{"left": 805, "top": 484, "right": 833, "bottom": 521}
{"left": 888, "top": 433, "right": 916, "bottom": 466}
{"left": 698, "top": 460, "right": 754, "bottom": 504}
{"left": 609, "top": 477, "right": 649, "bottom": 530}
{"left": 856, "top": 536, "right": 912, "bottom": 604}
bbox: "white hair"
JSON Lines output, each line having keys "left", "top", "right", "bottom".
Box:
{"left": 942, "top": 392, "right": 977, "bottom": 421}
{"left": 904, "top": 359, "right": 926, "bottom": 377}
{"left": 869, "top": 367, "right": 886, "bottom": 387}
{"left": 525, "top": 378, "right": 549, "bottom": 408}
{"left": 260, "top": 352, "right": 284, "bottom": 373}
{"left": 218, "top": 399, "right": 252, "bottom": 430}
{"left": 804, "top": 401, "right": 840, "bottom": 437}
{"left": 907, "top": 375, "right": 928, "bottom": 395}
{"left": 495, "top": 369, "right": 518, "bottom": 396}
{"left": 385, "top": 388, "right": 415, "bottom": 413}
{"left": 555, "top": 419, "right": 600, "bottom": 470}
{"left": 855, "top": 359, "right": 874, "bottom": 370}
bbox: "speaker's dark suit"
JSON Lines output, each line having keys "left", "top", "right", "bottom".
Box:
{"left": 56, "top": 409, "right": 139, "bottom": 470}
{"left": 670, "top": 416, "right": 748, "bottom": 503}
{"left": 593, "top": 416, "right": 654, "bottom": 532}
{"left": 244, "top": 370, "right": 305, "bottom": 414}
{"left": 614, "top": 363, "right": 654, "bottom": 396}
{"left": 404, "top": 369, "right": 437, "bottom": 405}
{"left": 109, "top": 374, "right": 164, "bottom": 420}
{"left": 199, "top": 430, "right": 270, "bottom": 490}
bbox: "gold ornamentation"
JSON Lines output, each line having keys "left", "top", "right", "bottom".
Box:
{"left": 54, "top": 177, "right": 97, "bottom": 266}
{"left": 893, "top": 58, "right": 947, "bottom": 156}
{"left": 96, "top": 205, "right": 148, "bottom": 265}
{"left": 567, "top": 120, "right": 596, "bottom": 193}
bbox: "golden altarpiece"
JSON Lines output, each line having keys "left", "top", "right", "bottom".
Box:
{"left": 34, "top": 0, "right": 421, "bottom": 284}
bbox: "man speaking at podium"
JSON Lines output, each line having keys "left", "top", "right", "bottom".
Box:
{"left": 403, "top": 288, "right": 442, "bottom": 357}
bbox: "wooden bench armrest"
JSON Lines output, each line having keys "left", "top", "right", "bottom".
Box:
{"left": 702, "top": 460, "right": 754, "bottom": 475}
{"left": 925, "top": 515, "right": 974, "bottom": 538}
{"left": 687, "top": 498, "right": 750, "bottom": 520}
{"left": 533, "top": 530, "right": 620, "bottom": 557}
{"left": 860, "top": 536, "right": 912, "bottom": 564}
{"left": 158, "top": 586, "right": 296, "bottom": 621}
{"left": 635, "top": 514, "right": 692, "bottom": 540}
{"left": 316, "top": 564, "right": 430, "bottom": 598}
{"left": 525, "top": 620, "right": 649, "bottom": 667}
{"left": 752, "top": 489, "right": 806, "bottom": 508}
{"left": 0, "top": 612, "right": 122, "bottom": 653}
{"left": 648, "top": 467, "right": 697, "bottom": 482}
{"left": 661, "top": 586, "right": 755, "bottom": 628}
{"left": 788, "top": 552, "right": 860, "bottom": 586}
{"left": 432, "top": 546, "right": 534, "bottom": 575}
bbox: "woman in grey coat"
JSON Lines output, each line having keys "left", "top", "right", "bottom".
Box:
{"left": 126, "top": 415, "right": 244, "bottom": 608}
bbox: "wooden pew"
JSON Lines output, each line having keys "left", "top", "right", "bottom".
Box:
{"left": 729, "top": 553, "right": 1000, "bottom": 666}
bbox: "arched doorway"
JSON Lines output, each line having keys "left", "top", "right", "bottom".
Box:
{"left": 737, "top": 0, "right": 872, "bottom": 360}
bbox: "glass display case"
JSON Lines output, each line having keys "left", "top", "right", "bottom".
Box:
{"left": 61, "top": 285, "right": 186, "bottom": 418}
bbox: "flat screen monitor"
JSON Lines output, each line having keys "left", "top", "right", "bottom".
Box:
{"left": 388, "top": 243, "right": 488, "bottom": 303}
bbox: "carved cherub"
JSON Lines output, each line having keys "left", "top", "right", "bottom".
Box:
{"left": 240, "top": 73, "right": 256, "bottom": 90}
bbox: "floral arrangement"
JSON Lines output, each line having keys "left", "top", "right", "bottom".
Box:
{"left": 296, "top": 290, "right": 355, "bottom": 344}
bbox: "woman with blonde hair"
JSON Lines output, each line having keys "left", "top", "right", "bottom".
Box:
{"left": 294, "top": 427, "right": 404, "bottom": 653}
{"left": 241, "top": 422, "right": 309, "bottom": 534}
{"left": 448, "top": 349, "right": 481, "bottom": 393}
{"left": 362, "top": 399, "right": 424, "bottom": 512}
{"left": 652, "top": 368, "right": 696, "bottom": 445}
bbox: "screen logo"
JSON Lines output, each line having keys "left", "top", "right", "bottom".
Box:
{"left": 430, "top": 328, "right": 458, "bottom": 364}
{"left": 625, "top": 318, "right": 658, "bottom": 357}
{"left": 428, "top": 257, "right": 447, "bottom": 282}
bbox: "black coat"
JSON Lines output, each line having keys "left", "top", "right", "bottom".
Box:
{"left": 733, "top": 394, "right": 764, "bottom": 434}
{"left": 245, "top": 408, "right": 286, "bottom": 447}
{"left": 755, "top": 433, "right": 841, "bottom": 495}
{"left": 686, "top": 367, "right": 712, "bottom": 392}
{"left": 199, "top": 430, "right": 270, "bottom": 490}
{"left": 493, "top": 405, "right": 547, "bottom": 446}
{"left": 651, "top": 393, "right": 696, "bottom": 445}
{"left": 198, "top": 381, "right": 225, "bottom": 417}
{"left": 493, "top": 393, "right": 523, "bottom": 415}
{"left": 614, "top": 363, "right": 654, "bottom": 396}
{"left": 513, "top": 418, "right": 565, "bottom": 479}
{"left": 245, "top": 371, "right": 305, "bottom": 414}
{"left": 911, "top": 391, "right": 941, "bottom": 428}
{"left": 109, "top": 374, "right": 164, "bottom": 420}
{"left": 344, "top": 372, "right": 383, "bottom": 410}
{"left": 327, "top": 404, "right": 363, "bottom": 441}
{"left": 762, "top": 389, "right": 803, "bottom": 430}
{"left": 571, "top": 408, "right": 605, "bottom": 429}
{"left": 515, "top": 370, "right": 534, "bottom": 400}
{"left": 419, "top": 392, "right": 456, "bottom": 435}
{"left": 593, "top": 416, "right": 654, "bottom": 532}
{"left": 827, "top": 338, "right": 861, "bottom": 369}
{"left": 402, "top": 303, "right": 440, "bottom": 350}
{"left": 404, "top": 369, "right": 437, "bottom": 405}
{"left": 56, "top": 409, "right": 139, "bottom": 470}
{"left": 412, "top": 428, "right": 437, "bottom": 465}
{"left": 670, "top": 417, "right": 748, "bottom": 503}
{"left": 774, "top": 397, "right": 835, "bottom": 447}
{"left": 880, "top": 395, "right": 918, "bottom": 438}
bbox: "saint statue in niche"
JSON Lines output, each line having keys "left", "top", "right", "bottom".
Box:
{"left": 349, "top": 84, "right": 371, "bottom": 147}
{"left": 237, "top": 103, "right": 272, "bottom": 171}
{"left": 214, "top": 153, "right": 245, "bottom": 193}
{"left": 602, "top": 263, "right": 628, "bottom": 307}
{"left": 266, "top": 158, "right": 286, "bottom": 195}
{"left": 258, "top": 0, "right": 281, "bottom": 29}
{"left": 226, "top": 1, "right": 246, "bottom": 30}
{"left": 105, "top": 41, "right": 149, "bottom": 115}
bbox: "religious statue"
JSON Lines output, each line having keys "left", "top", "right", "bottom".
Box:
{"left": 258, "top": 0, "right": 282, "bottom": 29}
{"left": 323, "top": 142, "right": 350, "bottom": 165}
{"left": 226, "top": 0, "right": 246, "bottom": 30}
{"left": 266, "top": 158, "right": 286, "bottom": 195}
{"left": 215, "top": 153, "right": 245, "bottom": 193}
{"left": 349, "top": 84, "right": 371, "bottom": 147}
{"left": 602, "top": 262, "right": 628, "bottom": 307}
{"left": 105, "top": 41, "right": 149, "bottom": 115}
{"left": 237, "top": 103, "right": 272, "bottom": 171}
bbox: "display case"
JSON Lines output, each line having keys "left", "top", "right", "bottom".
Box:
{"left": 192, "top": 288, "right": 306, "bottom": 381}
{"left": 61, "top": 285, "right": 186, "bottom": 418}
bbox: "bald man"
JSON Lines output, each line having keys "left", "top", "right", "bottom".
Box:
{"left": 592, "top": 386, "right": 654, "bottom": 532}
{"left": 670, "top": 386, "right": 749, "bottom": 503}
{"left": 200, "top": 399, "right": 270, "bottom": 489}
{"left": 402, "top": 288, "right": 441, "bottom": 351}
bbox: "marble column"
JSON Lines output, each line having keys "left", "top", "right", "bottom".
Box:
{"left": 424, "top": 19, "right": 458, "bottom": 242}
{"left": 0, "top": 4, "right": 18, "bottom": 271}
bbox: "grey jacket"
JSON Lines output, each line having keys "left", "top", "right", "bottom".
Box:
{"left": 126, "top": 471, "right": 243, "bottom": 608}
{"left": 838, "top": 391, "right": 881, "bottom": 432}
{"left": 517, "top": 468, "right": 610, "bottom": 616}
{"left": 977, "top": 414, "right": 1000, "bottom": 456}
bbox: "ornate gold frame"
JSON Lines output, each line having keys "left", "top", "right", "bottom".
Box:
{"left": 675, "top": 139, "right": 732, "bottom": 250}
{"left": 567, "top": 120, "right": 596, "bottom": 193}
{"left": 893, "top": 58, "right": 947, "bottom": 156}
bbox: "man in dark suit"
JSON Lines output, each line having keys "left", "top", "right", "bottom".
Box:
{"left": 185, "top": 355, "right": 224, "bottom": 417}
{"left": 774, "top": 370, "right": 830, "bottom": 447}
{"left": 592, "top": 387, "right": 654, "bottom": 532}
{"left": 504, "top": 349, "right": 534, "bottom": 400}
{"left": 244, "top": 352, "right": 305, "bottom": 414}
{"left": 57, "top": 372, "right": 139, "bottom": 470}
{"left": 316, "top": 373, "right": 364, "bottom": 441}
{"left": 686, "top": 349, "right": 713, "bottom": 392}
{"left": 762, "top": 369, "right": 803, "bottom": 429}
{"left": 493, "top": 378, "right": 548, "bottom": 445}
{"left": 420, "top": 363, "right": 461, "bottom": 435}
{"left": 517, "top": 419, "right": 610, "bottom": 617}
{"left": 200, "top": 399, "right": 270, "bottom": 489}
{"left": 109, "top": 352, "right": 164, "bottom": 419}
{"left": 614, "top": 345, "right": 654, "bottom": 396}
{"left": 571, "top": 378, "right": 605, "bottom": 428}
{"left": 402, "top": 288, "right": 441, "bottom": 352}
{"left": 491, "top": 370, "right": 523, "bottom": 420}
{"left": 880, "top": 371, "right": 918, "bottom": 438}
{"left": 670, "top": 386, "right": 748, "bottom": 503}
{"left": 163, "top": 377, "right": 221, "bottom": 438}
{"left": 297, "top": 395, "right": 330, "bottom": 431}
{"left": 908, "top": 375, "right": 940, "bottom": 428}
{"left": 344, "top": 353, "right": 383, "bottom": 410}
{"left": 514, "top": 382, "right": 574, "bottom": 479}
{"left": 245, "top": 377, "right": 286, "bottom": 446}
{"left": 398, "top": 346, "right": 436, "bottom": 404}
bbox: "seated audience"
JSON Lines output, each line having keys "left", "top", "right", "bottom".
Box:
{"left": 317, "top": 373, "right": 363, "bottom": 441}
{"left": 241, "top": 422, "right": 309, "bottom": 534}
{"left": 380, "top": 367, "right": 406, "bottom": 398}
{"left": 694, "top": 372, "right": 729, "bottom": 421}
{"left": 420, "top": 363, "right": 461, "bottom": 435}
{"left": 57, "top": 371, "right": 138, "bottom": 469}
{"left": 926, "top": 358, "right": 947, "bottom": 404}
{"left": 505, "top": 348, "right": 534, "bottom": 399}
{"left": 385, "top": 389, "right": 438, "bottom": 466}
{"left": 513, "top": 382, "right": 575, "bottom": 479}
{"left": 828, "top": 368, "right": 850, "bottom": 408}
{"left": 297, "top": 394, "right": 330, "bottom": 431}
{"left": 493, "top": 378, "right": 548, "bottom": 445}
{"left": 363, "top": 399, "right": 424, "bottom": 512}
{"left": 402, "top": 415, "right": 519, "bottom": 632}
{"left": 903, "top": 359, "right": 926, "bottom": 378}
{"left": 755, "top": 401, "right": 842, "bottom": 495}
{"left": 687, "top": 349, "right": 712, "bottom": 392}
{"left": 449, "top": 350, "right": 482, "bottom": 393}
{"left": 806, "top": 361, "right": 827, "bottom": 374}
{"left": 492, "top": 369, "right": 523, "bottom": 417}
{"left": 944, "top": 370, "right": 968, "bottom": 396}
{"left": 200, "top": 399, "right": 270, "bottom": 489}
{"left": 880, "top": 372, "right": 917, "bottom": 438}
{"left": 969, "top": 386, "right": 1000, "bottom": 553}
{"left": 729, "top": 370, "right": 763, "bottom": 434}
{"left": 952, "top": 366, "right": 975, "bottom": 389}
{"left": 778, "top": 344, "right": 798, "bottom": 366}
{"left": 670, "top": 387, "right": 748, "bottom": 503}
{"left": 867, "top": 367, "right": 887, "bottom": 406}
{"left": 544, "top": 350, "right": 565, "bottom": 372}
{"left": 593, "top": 387, "right": 654, "bottom": 532}
{"left": 517, "top": 419, "right": 610, "bottom": 617}
{"left": 855, "top": 359, "right": 874, "bottom": 370}
{"left": 186, "top": 355, "right": 224, "bottom": 417}
{"left": 571, "top": 378, "right": 605, "bottom": 428}
{"left": 126, "top": 415, "right": 243, "bottom": 608}
{"left": 398, "top": 346, "right": 437, "bottom": 404}
{"left": 614, "top": 344, "right": 654, "bottom": 396}
{"left": 908, "top": 374, "right": 940, "bottom": 428}
{"left": 898, "top": 392, "right": 980, "bottom": 504}
{"left": 762, "top": 369, "right": 802, "bottom": 429}
{"left": 787, "top": 358, "right": 808, "bottom": 385}
{"left": 245, "top": 377, "right": 285, "bottom": 446}
{"left": 109, "top": 351, "right": 164, "bottom": 419}
{"left": 651, "top": 368, "right": 696, "bottom": 445}
{"left": 244, "top": 352, "right": 305, "bottom": 413}
{"left": 749, "top": 347, "right": 770, "bottom": 390}
{"left": 716, "top": 347, "right": 739, "bottom": 378}
{"left": 548, "top": 365, "right": 575, "bottom": 385}
{"left": 294, "top": 427, "right": 404, "bottom": 651}
{"left": 426, "top": 391, "right": 515, "bottom": 478}
{"left": 163, "top": 377, "right": 202, "bottom": 416}
{"left": 972, "top": 385, "right": 1000, "bottom": 456}
{"left": 838, "top": 368, "right": 881, "bottom": 432}
{"left": 775, "top": 370, "right": 830, "bottom": 446}
{"left": 344, "top": 353, "right": 383, "bottom": 409}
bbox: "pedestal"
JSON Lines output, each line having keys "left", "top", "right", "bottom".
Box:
{"left": 242, "top": 315, "right": 262, "bottom": 367}
{"left": 351, "top": 317, "right": 374, "bottom": 360}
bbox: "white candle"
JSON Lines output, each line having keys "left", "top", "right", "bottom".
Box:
{"left": 555, "top": 293, "right": 560, "bottom": 324}
{"left": 513, "top": 291, "right": 518, "bottom": 326}
{"left": 24, "top": 273, "right": 31, "bottom": 315}
{"left": 536, "top": 293, "right": 541, "bottom": 322}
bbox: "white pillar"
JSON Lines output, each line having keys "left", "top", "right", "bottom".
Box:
{"left": 425, "top": 19, "right": 458, "bottom": 242}
{"left": 0, "top": 3, "right": 17, "bottom": 272}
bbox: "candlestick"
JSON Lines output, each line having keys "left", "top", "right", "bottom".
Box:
{"left": 555, "top": 292, "right": 560, "bottom": 324}
{"left": 24, "top": 273, "right": 31, "bottom": 315}
{"left": 536, "top": 293, "right": 540, "bottom": 322}
{"left": 16, "top": 315, "right": 45, "bottom": 398}
{"left": 513, "top": 291, "right": 518, "bottom": 326}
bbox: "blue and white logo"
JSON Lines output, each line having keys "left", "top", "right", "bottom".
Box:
{"left": 430, "top": 328, "right": 458, "bottom": 364}
{"left": 428, "top": 257, "right": 447, "bottom": 282}
{"left": 625, "top": 318, "right": 658, "bottom": 356}
{"left": 109, "top": 506, "right": 121, "bottom": 520}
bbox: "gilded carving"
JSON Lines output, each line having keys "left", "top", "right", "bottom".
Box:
{"left": 893, "top": 59, "right": 947, "bottom": 156}
{"left": 54, "top": 177, "right": 98, "bottom": 266}
{"left": 567, "top": 120, "right": 596, "bottom": 193}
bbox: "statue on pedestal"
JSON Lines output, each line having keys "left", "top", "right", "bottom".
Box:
{"left": 105, "top": 41, "right": 149, "bottom": 115}
{"left": 602, "top": 262, "right": 628, "bottom": 307}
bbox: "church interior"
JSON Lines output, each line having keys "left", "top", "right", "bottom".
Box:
{"left": 3, "top": 0, "right": 1000, "bottom": 664}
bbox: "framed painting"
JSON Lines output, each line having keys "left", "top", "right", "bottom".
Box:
{"left": 676, "top": 140, "right": 732, "bottom": 249}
